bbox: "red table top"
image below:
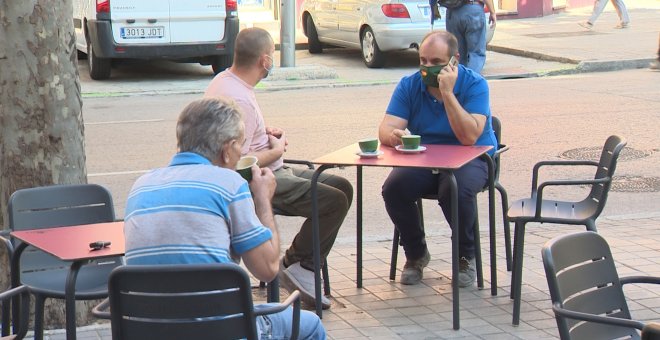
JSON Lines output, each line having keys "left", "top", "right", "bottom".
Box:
{"left": 11, "top": 221, "right": 125, "bottom": 261}
{"left": 312, "top": 143, "right": 492, "bottom": 169}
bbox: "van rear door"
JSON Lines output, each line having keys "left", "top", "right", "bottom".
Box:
{"left": 170, "top": 0, "right": 227, "bottom": 43}
{"left": 111, "top": 0, "right": 170, "bottom": 44}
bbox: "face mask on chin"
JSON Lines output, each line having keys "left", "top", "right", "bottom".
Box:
{"left": 419, "top": 64, "right": 445, "bottom": 88}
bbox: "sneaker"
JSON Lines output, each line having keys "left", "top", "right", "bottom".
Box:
{"left": 458, "top": 257, "right": 476, "bottom": 287}
{"left": 614, "top": 22, "right": 629, "bottom": 29}
{"left": 578, "top": 21, "right": 593, "bottom": 30}
{"left": 400, "top": 250, "right": 430, "bottom": 285}
{"left": 651, "top": 60, "right": 660, "bottom": 70}
{"left": 279, "top": 261, "right": 331, "bottom": 309}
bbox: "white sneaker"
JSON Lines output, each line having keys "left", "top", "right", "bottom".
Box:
{"left": 578, "top": 21, "right": 593, "bottom": 30}
{"left": 279, "top": 262, "right": 331, "bottom": 309}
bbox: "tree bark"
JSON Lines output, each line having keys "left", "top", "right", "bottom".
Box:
{"left": 1, "top": 0, "right": 89, "bottom": 330}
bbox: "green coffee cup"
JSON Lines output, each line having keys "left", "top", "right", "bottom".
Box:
{"left": 401, "top": 135, "right": 421, "bottom": 149}
{"left": 236, "top": 156, "right": 258, "bottom": 182}
{"left": 358, "top": 138, "right": 379, "bottom": 153}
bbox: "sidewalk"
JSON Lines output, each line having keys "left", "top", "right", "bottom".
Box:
{"left": 36, "top": 213, "right": 660, "bottom": 339}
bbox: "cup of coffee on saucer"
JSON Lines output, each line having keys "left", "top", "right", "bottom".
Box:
{"left": 236, "top": 156, "right": 258, "bottom": 181}
{"left": 358, "top": 138, "right": 379, "bottom": 153}
{"left": 401, "top": 135, "right": 421, "bottom": 150}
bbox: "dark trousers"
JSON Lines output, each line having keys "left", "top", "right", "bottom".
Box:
{"left": 382, "top": 158, "right": 488, "bottom": 260}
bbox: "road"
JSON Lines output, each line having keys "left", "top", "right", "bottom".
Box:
{"left": 84, "top": 68, "right": 660, "bottom": 246}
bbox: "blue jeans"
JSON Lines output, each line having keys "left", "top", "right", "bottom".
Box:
{"left": 382, "top": 158, "right": 488, "bottom": 259}
{"left": 446, "top": 4, "right": 487, "bottom": 74}
{"left": 255, "top": 304, "right": 326, "bottom": 339}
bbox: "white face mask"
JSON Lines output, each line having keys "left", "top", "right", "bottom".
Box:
{"left": 263, "top": 55, "right": 274, "bottom": 79}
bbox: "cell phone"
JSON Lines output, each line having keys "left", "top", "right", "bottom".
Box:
{"left": 449, "top": 56, "right": 458, "bottom": 67}
{"left": 89, "top": 241, "right": 111, "bottom": 250}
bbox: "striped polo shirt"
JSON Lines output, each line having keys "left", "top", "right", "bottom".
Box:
{"left": 124, "top": 152, "right": 272, "bottom": 265}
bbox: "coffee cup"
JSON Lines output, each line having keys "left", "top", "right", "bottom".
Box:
{"left": 401, "top": 135, "right": 421, "bottom": 149}
{"left": 236, "top": 156, "right": 258, "bottom": 182}
{"left": 358, "top": 138, "right": 379, "bottom": 153}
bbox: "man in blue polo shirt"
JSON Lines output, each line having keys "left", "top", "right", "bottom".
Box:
{"left": 378, "top": 31, "right": 497, "bottom": 287}
{"left": 124, "top": 97, "right": 326, "bottom": 339}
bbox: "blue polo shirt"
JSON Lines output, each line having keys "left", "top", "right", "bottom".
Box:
{"left": 386, "top": 65, "right": 497, "bottom": 155}
{"left": 124, "top": 152, "right": 272, "bottom": 265}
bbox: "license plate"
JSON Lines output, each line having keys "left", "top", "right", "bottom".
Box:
{"left": 120, "top": 26, "right": 165, "bottom": 39}
{"left": 420, "top": 5, "right": 446, "bottom": 19}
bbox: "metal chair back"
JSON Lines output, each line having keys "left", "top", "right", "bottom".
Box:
{"left": 104, "top": 264, "right": 261, "bottom": 340}
{"left": 543, "top": 231, "right": 641, "bottom": 340}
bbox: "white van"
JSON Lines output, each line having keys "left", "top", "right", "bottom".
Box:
{"left": 73, "top": 0, "right": 239, "bottom": 79}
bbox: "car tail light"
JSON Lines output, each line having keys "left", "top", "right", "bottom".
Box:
{"left": 382, "top": 4, "right": 410, "bottom": 18}
{"left": 484, "top": 6, "right": 489, "bottom": 13}
{"left": 96, "top": 0, "right": 110, "bottom": 13}
{"left": 226, "top": 0, "right": 238, "bottom": 14}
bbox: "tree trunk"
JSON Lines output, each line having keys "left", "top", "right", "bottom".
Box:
{"left": 0, "top": 0, "right": 90, "bottom": 330}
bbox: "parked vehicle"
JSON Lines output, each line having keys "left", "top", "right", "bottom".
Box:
{"left": 300, "top": 0, "right": 495, "bottom": 68}
{"left": 73, "top": 0, "right": 239, "bottom": 80}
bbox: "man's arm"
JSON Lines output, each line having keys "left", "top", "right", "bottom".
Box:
{"left": 249, "top": 133, "right": 286, "bottom": 168}
{"left": 240, "top": 166, "right": 281, "bottom": 283}
{"left": 379, "top": 114, "right": 409, "bottom": 147}
{"left": 438, "top": 63, "right": 487, "bottom": 145}
{"left": 483, "top": 0, "right": 497, "bottom": 28}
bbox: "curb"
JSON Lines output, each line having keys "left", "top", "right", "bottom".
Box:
{"left": 487, "top": 44, "right": 580, "bottom": 64}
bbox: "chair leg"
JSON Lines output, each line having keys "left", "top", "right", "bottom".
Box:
{"left": 389, "top": 228, "right": 400, "bottom": 281}
{"left": 33, "top": 295, "right": 46, "bottom": 340}
{"left": 1, "top": 299, "right": 9, "bottom": 337}
{"left": 267, "top": 277, "right": 280, "bottom": 303}
{"left": 496, "top": 183, "right": 512, "bottom": 271}
{"left": 585, "top": 220, "right": 598, "bottom": 232}
{"left": 511, "top": 221, "right": 526, "bottom": 326}
{"left": 473, "top": 203, "right": 484, "bottom": 290}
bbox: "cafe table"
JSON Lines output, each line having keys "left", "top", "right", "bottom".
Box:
{"left": 10, "top": 221, "right": 125, "bottom": 340}
{"left": 308, "top": 143, "right": 496, "bottom": 329}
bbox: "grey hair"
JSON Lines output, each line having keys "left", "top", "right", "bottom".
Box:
{"left": 176, "top": 97, "right": 243, "bottom": 162}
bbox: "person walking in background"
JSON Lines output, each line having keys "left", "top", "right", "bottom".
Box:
{"left": 650, "top": 33, "right": 660, "bottom": 70}
{"left": 445, "top": 0, "right": 497, "bottom": 74}
{"left": 579, "top": 0, "right": 630, "bottom": 29}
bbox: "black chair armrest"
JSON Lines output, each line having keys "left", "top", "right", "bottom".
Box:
{"left": 552, "top": 302, "right": 645, "bottom": 330}
{"left": 531, "top": 160, "right": 599, "bottom": 193}
{"left": 494, "top": 144, "right": 509, "bottom": 157}
{"left": 92, "top": 298, "right": 111, "bottom": 319}
{"left": 620, "top": 276, "right": 660, "bottom": 285}
{"left": 254, "top": 290, "right": 301, "bottom": 340}
{"left": 0, "top": 285, "right": 30, "bottom": 339}
{"left": 534, "top": 177, "right": 610, "bottom": 216}
{"left": 283, "top": 159, "right": 314, "bottom": 170}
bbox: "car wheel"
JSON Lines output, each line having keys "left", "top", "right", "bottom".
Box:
{"left": 87, "top": 39, "right": 111, "bottom": 80}
{"left": 361, "top": 27, "right": 384, "bottom": 68}
{"left": 212, "top": 54, "right": 233, "bottom": 75}
{"left": 306, "top": 16, "right": 323, "bottom": 54}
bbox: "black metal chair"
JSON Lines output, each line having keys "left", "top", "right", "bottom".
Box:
{"left": 508, "top": 135, "right": 627, "bottom": 325}
{"left": 542, "top": 231, "right": 659, "bottom": 340}
{"left": 389, "top": 116, "right": 512, "bottom": 289}
{"left": 93, "top": 264, "right": 301, "bottom": 340}
{"left": 7, "top": 184, "right": 122, "bottom": 340}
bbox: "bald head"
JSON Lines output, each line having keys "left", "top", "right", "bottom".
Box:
{"left": 233, "top": 27, "right": 274, "bottom": 68}
{"left": 420, "top": 31, "right": 459, "bottom": 60}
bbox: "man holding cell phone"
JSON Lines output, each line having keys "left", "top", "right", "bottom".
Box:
{"left": 378, "top": 30, "right": 497, "bottom": 288}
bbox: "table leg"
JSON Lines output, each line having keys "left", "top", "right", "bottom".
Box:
{"left": 65, "top": 261, "right": 85, "bottom": 340}
{"left": 483, "top": 155, "right": 498, "bottom": 296}
{"left": 356, "top": 166, "right": 363, "bottom": 288}
{"left": 447, "top": 172, "right": 460, "bottom": 330}
{"left": 311, "top": 165, "right": 332, "bottom": 317}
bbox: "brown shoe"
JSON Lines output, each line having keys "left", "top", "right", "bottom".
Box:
{"left": 400, "top": 250, "right": 430, "bottom": 285}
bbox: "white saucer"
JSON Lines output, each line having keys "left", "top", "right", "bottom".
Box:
{"left": 356, "top": 150, "right": 383, "bottom": 158}
{"left": 395, "top": 145, "right": 427, "bottom": 153}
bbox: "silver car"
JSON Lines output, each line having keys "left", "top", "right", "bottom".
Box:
{"left": 300, "top": 0, "right": 495, "bottom": 68}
